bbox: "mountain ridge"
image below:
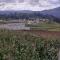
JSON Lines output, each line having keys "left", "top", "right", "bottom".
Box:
{"left": 41, "top": 7, "right": 60, "bottom": 19}
{"left": 0, "top": 8, "right": 60, "bottom": 23}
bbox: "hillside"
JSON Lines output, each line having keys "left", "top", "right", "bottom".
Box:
{"left": 0, "top": 10, "right": 59, "bottom": 23}
{"left": 41, "top": 7, "right": 60, "bottom": 19}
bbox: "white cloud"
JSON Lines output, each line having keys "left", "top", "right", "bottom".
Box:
{"left": 0, "top": 0, "right": 60, "bottom": 11}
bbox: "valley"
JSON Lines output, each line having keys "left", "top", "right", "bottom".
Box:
{"left": 0, "top": 9, "right": 60, "bottom": 60}
{"left": 0, "top": 0, "right": 60, "bottom": 60}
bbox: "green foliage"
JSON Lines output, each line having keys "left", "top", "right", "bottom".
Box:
{"left": 0, "top": 30, "right": 58, "bottom": 60}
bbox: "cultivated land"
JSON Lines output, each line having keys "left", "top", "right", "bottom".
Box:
{"left": 26, "top": 22, "right": 60, "bottom": 31}
{"left": 0, "top": 20, "right": 60, "bottom": 38}
{"left": 0, "top": 20, "right": 60, "bottom": 31}
{"left": 0, "top": 20, "right": 60, "bottom": 60}
{"left": 0, "top": 29, "right": 59, "bottom": 60}
{"left": 20, "top": 30, "right": 60, "bottom": 39}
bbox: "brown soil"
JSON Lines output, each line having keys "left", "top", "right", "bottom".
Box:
{"left": 17, "top": 30, "right": 60, "bottom": 38}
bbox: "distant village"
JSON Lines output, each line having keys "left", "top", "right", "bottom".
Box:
{"left": 0, "top": 17, "right": 55, "bottom": 30}
{"left": 0, "top": 18, "right": 50, "bottom": 24}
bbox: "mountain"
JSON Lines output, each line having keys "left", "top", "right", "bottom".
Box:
{"left": 41, "top": 7, "right": 60, "bottom": 19}
{"left": 0, "top": 10, "right": 45, "bottom": 19}
{"left": 0, "top": 10, "right": 60, "bottom": 23}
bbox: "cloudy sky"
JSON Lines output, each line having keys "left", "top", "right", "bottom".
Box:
{"left": 0, "top": 0, "right": 60, "bottom": 11}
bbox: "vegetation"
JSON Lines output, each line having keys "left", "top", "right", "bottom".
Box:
{"left": 0, "top": 29, "right": 59, "bottom": 60}
{"left": 0, "top": 10, "right": 60, "bottom": 60}
{"left": 26, "top": 22, "right": 60, "bottom": 31}
{"left": 0, "top": 11, "right": 60, "bottom": 23}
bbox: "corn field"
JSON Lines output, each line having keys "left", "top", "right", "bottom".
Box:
{"left": 0, "top": 29, "right": 59, "bottom": 60}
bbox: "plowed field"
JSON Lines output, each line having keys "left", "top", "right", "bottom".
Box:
{"left": 18, "top": 30, "right": 60, "bottom": 38}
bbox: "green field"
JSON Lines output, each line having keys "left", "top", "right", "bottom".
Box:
{"left": 26, "top": 23, "right": 60, "bottom": 31}
{"left": 0, "top": 20, "right": 60, "bottom": 31}
{"left": 0, "top": 29, "right": 59, "bottom": 60}
{"left": 0, "top": 20, "right": 60, "bottom": 60}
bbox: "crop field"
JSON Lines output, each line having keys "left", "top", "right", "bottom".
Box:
{"left": 0, "top": 29, "right": 60, "bottom": 60}
{"left": 26, "top": 23, "right": 60, "bottom": 31}
{"left": 0, "top": 20, "right": 60, "bottom": 31}
{"left": 20, "top": 30, "right": 60, "bottom": 39}
{"left": 0, "top": 21, "right": 60, "bottom": 60}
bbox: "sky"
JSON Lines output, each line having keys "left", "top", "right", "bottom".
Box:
{"left": 0, "top": 0, "right": 60, "bottom": 11}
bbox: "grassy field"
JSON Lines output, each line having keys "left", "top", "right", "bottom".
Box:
{"left": 0, "top": 29, "right": 60, "bottom": 60}
{"left": 26, "top": 22, "right": 60, "bottom": 31}
{"left": 0, "top": 20, "right": 60, "bottom": 31}
{"left": 0, "top": 21, "right": 60, "bottom": 60}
